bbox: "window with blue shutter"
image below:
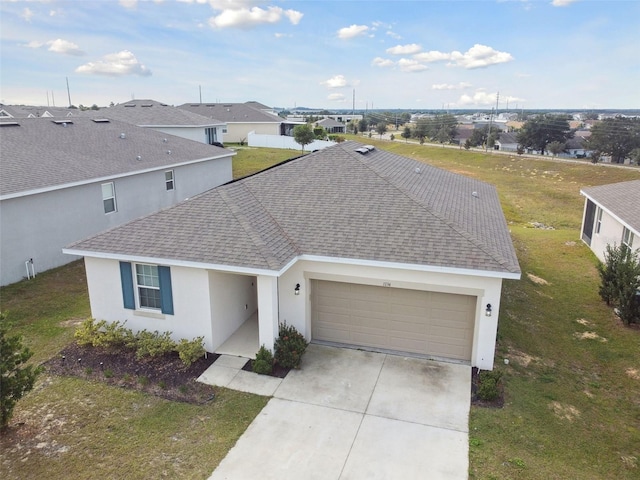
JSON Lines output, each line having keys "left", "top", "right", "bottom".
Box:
{"left": 119, "top": 262, "right": 135, "bottom": 310}
{"left": 158, "top": 266, "right": 174, "bottom": 315}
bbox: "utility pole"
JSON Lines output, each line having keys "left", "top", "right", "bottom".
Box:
{"left": 66, "top": 77, "right": 72, "bottom": 107}
{"left": 199, "top": 85, "right": 202, "bottom": 103}
{"left": 46, "top": 91, "right": 50, "bottom": 107}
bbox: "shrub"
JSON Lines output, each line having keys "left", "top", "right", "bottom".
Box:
{"left": 253, "top": 345, "right": 274, "bottom": 375}
{"left": 274, "top": 323, "right": 308, "bottom": 369}
{"left": 134, "top": 330, "right": 176, "bottom": 359}
{"left": 1, "top": 313, "right": 42, "bottom": 430}
{"left": 477, "top": 370, "right": 503, "bottom": 402}
{"left": 176, "top": 337, "right": 205, "bottom": 367}
{"left": 598, "top": 244, "right": 640, "bottom": 325}
{"left": 74, "top": 319, "right": 133, "bottom": 348}
{"left": 74, "top": 318, "right": 103, "bottom": 346}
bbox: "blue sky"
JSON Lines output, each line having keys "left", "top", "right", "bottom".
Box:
{"left": 1, "top": 0, "right": 638, "bottom": 110}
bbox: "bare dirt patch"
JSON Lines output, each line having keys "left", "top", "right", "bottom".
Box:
{"left": 576, "top": 318, "right": 593, "bottom": 327}
{"left": 506, "top": 348, "right": 540, "bottom": 368}
{"left": 527, "top": 273, "right": 550, "bottom": 285}
{"left": 626, "top": 368, "right": 640, "bottom": 380}
{"left": 549, "top": 401, "right": 581, "bottom": 422}
{"left": 573, "top": 331, "right": 608, "bottom": 342}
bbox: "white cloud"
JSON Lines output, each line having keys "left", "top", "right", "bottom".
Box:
{"left": 327, "top": 93, "right": 345, "bottom": 102}
{"left": 414, "top": 44, "right": 513, "bottom": 69}
{"left": 386, "top": 43, "right": 422, "bottom": 55}
{"left": 47, "top": 39, "right": 85, "bottom": 56}
{"left": 75, "top": 50, "right": 152, "bottom": 76}
{"left": 386, "top": 30, "right": 401, "bottom": 40}
{"left": 337, "top": 24, "right": 369, "bottom": 39}
{"left": 208, "top": 6, "right": 302, "bottom": 28}
{"left": 372, "top": 57, "right": 394, "bottom": 68}
{"left": 22, "top": 39, "right": 85, "bottom": 56}
{"left": 398, "top": 58, "right": 427, "bottom": 73}
{"left": 321, "top": 75, "right": 348, "bottom": 88}
{"left": 21, "top": 7, "right": 34, "bottom": 22}
{"left": 455, "top": 90, "right": 524, "bottom": 107}
{"left": 551, "top": 0, "right": 578, "bottom": 6}
{"left": 119, "top": 0, "right": 138, "bottom": 8}
{"left": 432, "top": 82, "right": 472, "bottom": 90}
{"left": 274, "top": 32, "right": 291, "bottom": 38}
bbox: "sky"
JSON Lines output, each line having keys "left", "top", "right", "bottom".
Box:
{"left": 1, "top": 0, "right": 639, "bottom": 110}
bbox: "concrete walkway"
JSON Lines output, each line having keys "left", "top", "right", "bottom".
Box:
{"left": 201, "top": 344, "right": 471, "bottom": 480}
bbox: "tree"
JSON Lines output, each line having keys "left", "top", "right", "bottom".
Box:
{"left": 401, "top": 125, "right": 411, "bottom": 143}
{"left": 293, "top": 124, "right": 315, "bottom": 153}
{"left": 547, "top": 141, "right": 566, "bottom": 157}
{"left": 516, "top": 114, "right": 573, "bottom": 155}
{"left": 1, "top": 313, "right": 42, "bottom": 430}
{"left": 358, "top": 118, "right": 368, "bottom": 134}
{"left": 597, "top": 244, "right": 640, "bottom": 325}
{"left": 468, "top": 125, "right": 500, "bottom": 148}
{"left": 587, "top": 117, "right": 640, "bottom": 164}
{"left": 413, "top": 119, "right": 429, "bottom": 143}
{"left": 376, "top": 122, "right": 387, "bottom": 139}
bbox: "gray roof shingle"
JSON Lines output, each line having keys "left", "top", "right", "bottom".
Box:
{"left": 68, "top": 142, "right": 521, "bottom": 275}
{"left": 178, "top": 102, "right": 283, "bottom": 123}
{"left": 0, "top": 117, "right": 231, "bottom": 197}
{"left": 581, "top": 180, "right": 640, "bottom": 233}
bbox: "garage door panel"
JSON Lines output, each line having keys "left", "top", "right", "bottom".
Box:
{"left": 312, "top": 280, "right": 475, "bottom": 362}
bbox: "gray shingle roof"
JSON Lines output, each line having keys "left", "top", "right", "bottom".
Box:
{"left": 68, "top": 142, "right": 520, "bottom": 275}
{"left": 581, "top": 180, "right": 640, "bottom": 234}
{"left": 78, "top": 99, "right": 225, "bottom": 127}
{"left": 0, "top": 117, "right": 231, "bottom": 197}
{"left": 178, "top": 102, "right": 282, "bottom": 123}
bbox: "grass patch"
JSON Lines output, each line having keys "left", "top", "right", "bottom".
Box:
{"left": 0, "top": 377, "right": 267, "bottom": 480}
{"left": 231, "top": 146, "right": 299, "bottom": 179}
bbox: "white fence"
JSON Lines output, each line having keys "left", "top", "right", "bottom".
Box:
{"left": 248, "top": 131, "right": 336, "bottom": 151}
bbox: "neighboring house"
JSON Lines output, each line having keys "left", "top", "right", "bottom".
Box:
{"left": 82, "top": 99, "right": 226, "bottom": 146}
{"left": 315, "top": 118, "right": 346, "bottom": 134}
{"left": 0, "top": 104, "right": 76, "bottom": 118}
{"left": 178, "top": 102, "right": 297, "bottom": 143}
{"left": 0, "top": 117, "right": 234, "bottom": 286}
{"left": 580, "top": 180, "right": 640, "bottom": 262}
{"left": 495, "top": 132, "right": 519, "bottom": 152}
{"left": 65, "top": 142, "right": 521, "bottom": 370}
{"left": 563, "top": 136, "right": 590, "bottom": 158}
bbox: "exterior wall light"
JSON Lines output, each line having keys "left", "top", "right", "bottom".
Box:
{"left": 294, "top": 283, "right": 301, "bottom": 295}
{"left": 485, "top": 304, "right": 492, "bottom": 317}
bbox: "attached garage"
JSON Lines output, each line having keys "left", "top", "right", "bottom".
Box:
{"left": 311, "top": 280, "right": 476, "bottom": 362}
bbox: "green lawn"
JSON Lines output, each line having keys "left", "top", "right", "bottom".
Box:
{"left": 2, "top": 141, "right": 639, "bottom": 479}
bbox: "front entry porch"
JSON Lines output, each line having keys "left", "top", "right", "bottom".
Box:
{"left": 214, "top": 312, "right": 259, "bottom": 359}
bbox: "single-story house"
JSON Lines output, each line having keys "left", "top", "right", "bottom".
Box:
{"left": 178, "top": 102, "right": 298, "bottom": 143}
{"left": 0, "top": 117, "right": 234, "bottom": 286}
{"left": 580, "top": 179, "right": 640, "bottom": 262}
{"left": 315, "top": 118, "right": 347, "bottom": 134}
{"left": 495, "top": 132, "right": 519, "bottom": 152}
{"left": 65, "top": 142, "right": 521, "bottom": 370}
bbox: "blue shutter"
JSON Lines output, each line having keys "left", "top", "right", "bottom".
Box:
{"left": 119, "top": 262, "right": 135, "bottom": 310}
{"left": 158, "top": 266, "right": 174, "bottom": 315}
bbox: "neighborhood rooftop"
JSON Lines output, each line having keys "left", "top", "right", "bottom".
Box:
{"left": 178, "top": 102, "right": 283, "bottom": 123}
{"left": 0, "top": 117, "right": 230, "bottom": 198}
{"left": 68, "top": 141, "right": 520, "bottom": 276}
{"left": 581, "top": 179, "right": 640, "bottom": 233}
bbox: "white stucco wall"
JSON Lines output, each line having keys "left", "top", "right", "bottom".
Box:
{"left": 277, "top": 259, "right": 505, "bottom": 370}
{"left": 1, "top": 156, "right": 232, "bottom": 286}
{"left": 224, "top": 123, "right": 280, "bottom": 143}
{"left": 209, "top": 271, "right": 257, "bottom": 351}
{"left": 151, "top": 126, "right": 224, "bottom": 145}
{"left": 84, "top": 257, "right": 216, "bottom": 351}
{"left": 583, "top": 205, "right": 638, "bottom": 262}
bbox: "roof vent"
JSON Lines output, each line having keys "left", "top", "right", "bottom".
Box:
{"left": 415, "top": 167, "right": 421, "bottom": 174}
{"left": 166, "top": 150, "right": 171, "bottom": 155}
{"left": 124, "top": 103, "right": 135, "bottom": 107}
{"left": 0, "top": 122, "right": 20, "bottom": 127}
{"left": 472, "top": 191, "right": 479, "bottom": 198}
{"left": 163, "top": 138, "right": 168, "bottom": 143}
{"left": 363, "top": 145, "right": 375, "bottom": 151}
{"left": 92, "top": 118, "right": 110, "bottom": 123}
{"left": 141, "top": 104, "right": 153, "bottom": 107}
{"left": 355, "top": 147, "right": 370, "bottom": 154}
{"left": 120, "top": 133, "right": 126, "bottom": 139}
{"left": 53, "top": 120, "right": 73, "bottom": 125}
{"left": 136, "top": 155, "right": 142, "bottom": 161}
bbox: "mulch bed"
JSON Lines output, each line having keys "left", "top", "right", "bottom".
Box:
{"left": 470, "top": 367, "right": 505, "bottom": 408}
{"left": 241, "top": 359, "right": 291, "bottom": 378}
{"left": 44, "top": 343, "right": 219, "bottom": 404}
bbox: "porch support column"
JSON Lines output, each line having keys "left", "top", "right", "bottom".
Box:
{"left": 257, "top": 275, "right": 279, "bottom": 352}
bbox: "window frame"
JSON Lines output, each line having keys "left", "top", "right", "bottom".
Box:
{"left": 165, "top": 169, "right": 175, "bottom": 191}
{"left": 595, "top": 207, "right": 603, "bottom": 234}
{"left": 102, "top": 182, "right": 117, "bottom": 214}
{"left": 135, "top": 263, "right": 162, "bottom": 311}
{"left": 622, "top": 227, "right": 635, "bottom": 249}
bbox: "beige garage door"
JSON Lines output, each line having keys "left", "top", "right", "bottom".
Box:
{"left": 311, "top": 280, "right": 476, "bottom": 361}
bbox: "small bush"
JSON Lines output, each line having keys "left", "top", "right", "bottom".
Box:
{"left": 74, "top": 318, "right": 103, "bottom": 346}
{"left": 134, "top": 330, "right": 176, "bottom": 359}
{"left": 176, "top": 337, "right": 205, "bottom": 367}
{"left": 477, "top": 370, "right": 503, "bottom": 401}
{"left": 253, "top": 345, "right": 273, "bottom": 375}
{"left": 274, "top": 323, "right": 308, "bottom": 369}
{"left": 92, "top": 321, "right": 131, "bottom": 348}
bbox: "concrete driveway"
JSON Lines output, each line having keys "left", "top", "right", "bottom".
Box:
{"left": 208, "top": 344, "right": 470, "bottom": 480}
